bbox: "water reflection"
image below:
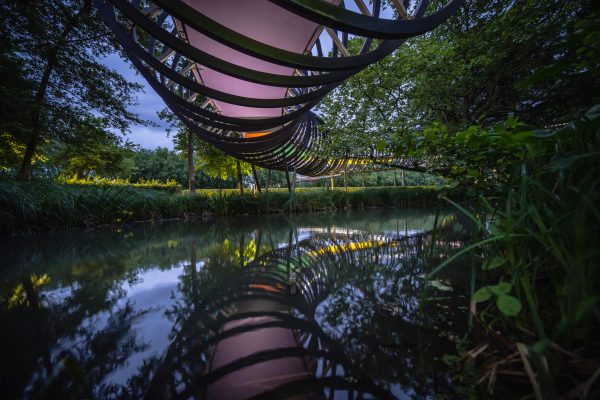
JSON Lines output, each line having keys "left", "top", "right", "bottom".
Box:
{"left": 0, "top": 209, "right": 471, "bottom": 399}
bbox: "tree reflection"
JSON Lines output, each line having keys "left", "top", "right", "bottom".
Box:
{"left": 0, "top": 210, "right": 468, "bottom": 399}
{"left": 140, "top": 218, "right": 467, "bottom": 399}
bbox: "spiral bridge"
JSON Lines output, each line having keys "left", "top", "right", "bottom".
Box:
{"left": 95, "top": 0, "right": 460, "bottom": 176}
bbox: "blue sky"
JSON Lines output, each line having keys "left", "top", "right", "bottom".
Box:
{"left": 101, "top": 53, "right": 174, "bottom": 149}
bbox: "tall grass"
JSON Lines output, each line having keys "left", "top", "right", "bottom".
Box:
{"left": 0, "top": 183, "right": 455, "bottom": 234}
{"left": 57, "top": 174, "right": 183, "bottom": 193}
{"left": 430, "top": 106, "right": 600, "bottom": 398}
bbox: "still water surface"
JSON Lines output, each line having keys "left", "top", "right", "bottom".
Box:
{"left": 0, "top": 209, "right": 470, "bottom": 399}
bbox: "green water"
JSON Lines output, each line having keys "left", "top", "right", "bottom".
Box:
{"left": 0, "top": 209, "right": 472, "bottom": 399}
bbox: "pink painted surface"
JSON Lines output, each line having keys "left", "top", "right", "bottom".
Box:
{"left": 205, "top": 315, "right": 309, "bottom": 399}
{"left": 182, "top": 0, "right": 339, "bottom": 119}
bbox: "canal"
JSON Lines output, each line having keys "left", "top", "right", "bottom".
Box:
{"left": 0, "top": 209, "right": 472, "bottom": 399}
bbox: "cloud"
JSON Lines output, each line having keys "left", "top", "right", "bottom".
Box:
{"left": 120, "top": 125, "right": 174, "bottom": 150}
{"left": 101, "top": 53, "right": 173, "bottom": 148}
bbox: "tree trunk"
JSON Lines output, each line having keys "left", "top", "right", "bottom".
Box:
{"left": 284, "top": 162, "right": 292, "bottom": 193}
{"left": 190, "top": 240, "right": 198, "bottom": 306}
{"left": 330, "top": 175, "right": 334, "bottom": 191}
{"left": 16, "top": 139, "right": 37, "bottom": 181}
{"left": 187, "top": 131, "right": 195, "bottom": 192}
{"left": 236, "top": 159, "right": 244, "bottom": 194}
{"left": 265, "top": 170, "right": 271, "bottom": 192}
{"left": 239, "top": 235, "right": 245, "bottom": 268}
{"left": 22, "top": 276, "right": 40, "bottom": 309}
{"left": 251, "top": 164, "right": 261, "bottom": 193}
{"left": 254, "top": 231, "right": 262, "bottom": 262}
{"left": 16, "top": 0, "right": 94, "bottom": 181}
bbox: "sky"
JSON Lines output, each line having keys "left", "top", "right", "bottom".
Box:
{"left": 101, "top": 53, "right": 174, "bottom": 150}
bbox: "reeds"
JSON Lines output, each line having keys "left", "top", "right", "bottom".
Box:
{"left": 430, "top": 105, "right": 600, "bottom": 398}
{"left": 57, "top": 175, "right": 183, "bottom": 193}
{"left": 0, "top": 183, "right": 453, "bottom": 234}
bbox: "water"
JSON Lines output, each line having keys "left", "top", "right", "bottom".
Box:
{"left": 0, "top": 209, "right": 472, "bottom": 399}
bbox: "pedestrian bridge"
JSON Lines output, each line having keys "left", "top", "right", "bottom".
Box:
{"left": 95, "top": 0, "right": 459, "bottom": 176}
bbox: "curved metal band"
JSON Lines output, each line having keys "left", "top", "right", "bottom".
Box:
{"left": 97, "top": 1, "right": 326, "bottom": 131}
{"left": 149, "top": 0, "right": 418, "bottom": 72}
{"left": 268, "top": 0, "right": 462, "bottom": 39}
{"left": 109, "top": 12, "right": 336, "bottom": 109}
{"left": 96, "top": 0, "right": 456, "bottom": 176}
{"left": 111, "top": 0, "right": 363, "bottom": 88}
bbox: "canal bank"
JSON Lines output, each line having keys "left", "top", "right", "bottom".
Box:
{"left": 0, "top": 182, "right": 462, "bottom": 234}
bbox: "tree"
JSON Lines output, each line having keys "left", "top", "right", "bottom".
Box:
{"left": 0, "top": 0, "right": 148, "bottom": 180}
{"left": 128, "top": 148, "right": 187, "bottom": 184}
{"left": 49, "top": 117, "right": 135, "bottom": 178}
{"left": 193, "top": 142, "right": 252, "bottom": 194}
{"left": 162, "top": 109, "right": 253, "bottom": 193}
{"left": 317, "top": 0, "right": 599, "bottom": 173}
{"left": 159, "top": 109, "right": 200, "bottom": 191}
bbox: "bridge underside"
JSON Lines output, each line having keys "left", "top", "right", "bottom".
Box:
{"left": 96, "top": 0, "right": 459, "bottom": 176}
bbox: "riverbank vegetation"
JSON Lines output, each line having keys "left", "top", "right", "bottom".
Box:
{"left": 0, "top": 183, "right": 452, "bottom": 234}
{"left": 1, "top": 0, "right": 599, "bottom": 397}
{"left": 429, "top": 107, "right": 600, "bottom": 398}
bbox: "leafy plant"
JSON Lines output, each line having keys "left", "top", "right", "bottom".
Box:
{"left": 429, "top": 105, "right": 600, "bottom": 397}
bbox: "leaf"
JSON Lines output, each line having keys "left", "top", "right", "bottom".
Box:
{"left": 467, "top": 169, "right": 481, "bottom": 178}
{"left": 430, "top": 279, "right": 453, "bottom": 292}
{"left": 483, "top": 256, "right": 505, "bottom": 270}
{"left": 497, "top": 294, "right": 522, "bottom": 316}
{"left": 442, "top": 354, "right": 461, "bottom": 366}
{"left": 375, "top": 140, "right": 387, "bottom": 152}
{"left": 533, "top": 129, "right": 560, "bottom": 138}
{"left": 473, "top": 287, "right": 492, "bottom": 302}
{"left": 489, "top": 281, "right": 511, "bottom": 295}
{"left": 512, "top": 130, "right": 535, "bottom": 142}
{"left": 585, "top": 104, "right": 600, "bottom": 121}
{"left": 466, "top": 187, "right": 478, "bottom": 197}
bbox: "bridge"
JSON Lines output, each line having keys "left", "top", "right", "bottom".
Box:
{"left": 94, "top": 0, "right": 460, "bottom": 179}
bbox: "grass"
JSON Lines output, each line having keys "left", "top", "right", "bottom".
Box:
{"left": 57, "top": 175, "right": 183, "bottom": 193}
{"left": 430, "top": 106, "right": 600, "bottom": 398}
{"left": 0, "top": 183, "right": 456, "bottom": 234}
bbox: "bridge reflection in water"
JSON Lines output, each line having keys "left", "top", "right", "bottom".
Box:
{"left": 145, "top": 217, "right": 466, "bottom": 399}
{"left": 0, "top": 210, "right": 471, "bottom": 399}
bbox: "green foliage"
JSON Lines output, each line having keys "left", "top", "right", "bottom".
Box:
{"left": 430, "top": 106, "right": 600, "bottom": 396}
{"left": 397, "top": 117, "right": 549, "bottom": 186}
{"left": 302, "top": 169, "right": 446, "bottom": 188}
{"left": 496, "top": 294, "right": 522, "bottom": 317}
{"left": 0, "top": 133, "right": 47, "bottom": 175}
{"left": 0, "top": 49, "right": 35, "bottom": 144}
{"left": 473, "top": 287, "right": 492, "bottom": 303}
{"left": 161, "top": 108, "right": 253, "bottom": 190}
{"left": 0, "top": 183, "right": 456, "bottom": 234}
{"left": 126, "top": 147, "right": 188, "bottom": 184}
{"left": 48, "top": 118, "right": 135, "bottom": 178}
{"left": 317, "top": 0, "right": 598, "bottom": 171}
{"left": 56, "top": 175, "right": 182, "bottom": 193}
{"left": 194, "top": 143, "right": 252, "bottom": 182}
{"left": 0, "top": 0, "right": 148, "bottom": 179}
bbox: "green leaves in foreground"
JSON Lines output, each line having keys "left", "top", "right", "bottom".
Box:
{"left": 473, "top": 287, "right": 493, "bottom": 302}
{"left": 497, "top": 294, "right": 523, "bottom": 317}
{"left": 483, "top": 256, "right": 505, "bottom": 270}
{"left": 473, "top": 282, "right": 522, "bottom": 317}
